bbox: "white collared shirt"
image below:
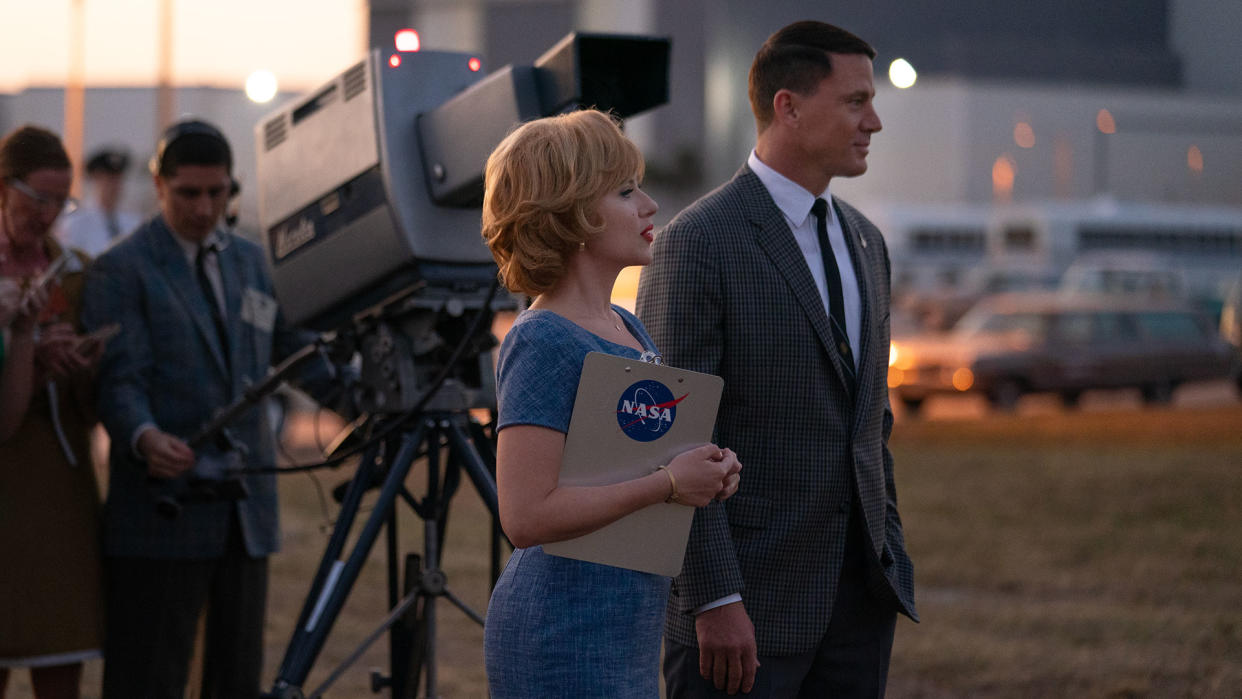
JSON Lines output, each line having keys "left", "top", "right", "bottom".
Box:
{"left": 747, "top": 150, "right": 862, "bottom": 368}
{"left": 168, "top": 226, "right": 230, "bottom": 313}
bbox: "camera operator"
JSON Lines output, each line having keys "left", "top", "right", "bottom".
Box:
{"left": 81, "top": 118, "right": 337, "bottom": 699}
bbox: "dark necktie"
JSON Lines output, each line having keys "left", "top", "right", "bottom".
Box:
{"left": 195, "top": 244, "right": 230, "bottom": 368}
{"left": 811, "top": 198, "right": 857, "bottom": 391}
{"left": 106, "top": 213, "right": 120, "bottom": 240}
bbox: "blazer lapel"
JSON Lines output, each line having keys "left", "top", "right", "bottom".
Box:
{"left": 148, "top": 219, "right": 231, "bottom": 379}
{"left": 839, "top": 199, "right": 889, "bottom": 437}
{"left": 218, "top": 239, "right": 245, "bottom": 395}
{"left": 834, "top": 199, "right": 877, "bottom": 428}
{"left": 737, "top": 169, "right": 856, "bottom": 398}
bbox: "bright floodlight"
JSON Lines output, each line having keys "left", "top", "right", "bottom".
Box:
{"left": 246, "top": 70, "right": 278, "bottom": 103}
{"left": 888, "top": 58, "right": 917, "bottom": 89}
{"left": 395, "top": 29, "right": 420, "bottom": 52}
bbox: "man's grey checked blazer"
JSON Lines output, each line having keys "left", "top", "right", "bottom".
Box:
{"left": 82, "top": 216, "right": 321, "bottom": 560}
{"left": 636, "top": 166, "right": 917, "bottom": 656}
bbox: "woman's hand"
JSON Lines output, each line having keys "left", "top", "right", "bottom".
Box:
{"left": 34, "top": 322, "right": 91, "bottom": 379}
{"left": 665, "top": 444, "right": 742, "bottom": 507}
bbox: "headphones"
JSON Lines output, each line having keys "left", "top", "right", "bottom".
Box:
{"left": 149, "top": 118, "right": 240, "bottom": 197}
{"left": 149, "top": 118, "right": 231, "bottom": 177}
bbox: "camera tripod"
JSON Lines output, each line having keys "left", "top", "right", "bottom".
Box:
{"left": 264, "top": 404, "right": 503, "bottom": 699}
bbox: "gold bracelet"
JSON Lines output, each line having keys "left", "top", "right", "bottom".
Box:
{"left": 657, "top": 464, "right": 679, "bottom": 504}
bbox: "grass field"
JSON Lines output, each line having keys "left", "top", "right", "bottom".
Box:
{"left": 10, "top": 401, "right": 1241, "bottom": 698}
{"left": 885, "top": 405, "right": 1242, "bottom": 698}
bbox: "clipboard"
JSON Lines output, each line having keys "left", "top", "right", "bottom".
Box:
{"left": 542, "top": 351, "right": 724, "bottom": 576}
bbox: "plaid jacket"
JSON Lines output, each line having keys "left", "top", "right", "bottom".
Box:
{"left": 82, "top": 216, "right": 314, "bottom": 559}
{"left": 636, "top": 166, "right": 917, "bottom": 656}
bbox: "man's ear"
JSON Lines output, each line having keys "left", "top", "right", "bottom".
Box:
{"left": 772, "top": 89, "right": 799, "bottom": 128}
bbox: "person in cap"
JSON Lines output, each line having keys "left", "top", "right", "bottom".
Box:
{"left": 55, "top": 146, "right": 142, "bottom": 256}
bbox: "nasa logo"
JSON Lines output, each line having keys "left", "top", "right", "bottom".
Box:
{"left": 616, "top": 379, "right": 687, "bottom": 442}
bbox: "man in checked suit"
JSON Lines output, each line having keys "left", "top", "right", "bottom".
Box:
{"left": 82, "top": 119, "right": 332, "bottom": 698}
{"left": 637, "top": 21, "right": 917, "bottom": 697}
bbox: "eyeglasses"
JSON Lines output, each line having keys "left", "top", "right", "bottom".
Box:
{"left": 6, "top": 178, "right": 79, "bottom": 216}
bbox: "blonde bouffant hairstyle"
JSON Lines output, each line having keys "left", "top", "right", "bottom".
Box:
{"left": 482, "top": 109, "right": 644, "bottom": 297}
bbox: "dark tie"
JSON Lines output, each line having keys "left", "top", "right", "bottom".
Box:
{"left": 106, "top": 213, "right": 120, "bottom": 240}
{"left": 811, "top": 198, "right": 856, "bottom": 392}
{"left": 195, "top": 244, "right": 230, "bottom": 368}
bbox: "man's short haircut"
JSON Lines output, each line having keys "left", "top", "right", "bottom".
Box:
{"left": 150, "top": 119, "right": 232, "bottom": 178}
{"left": 482, "top": 109, "right": 645, "bottom": 297}
{"left": 0, "top": 125, "right": 71, "bottom": 182}
{"left": 748, "top": 20, "right": 876, "bottom": 131}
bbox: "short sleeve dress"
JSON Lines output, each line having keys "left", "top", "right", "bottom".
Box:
{"left": 484, "top": 306, "right": 670, "bottom": 698}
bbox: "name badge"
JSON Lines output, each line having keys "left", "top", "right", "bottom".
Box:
{"left": 241, "top": 288, "right": 278, "bottom": 333}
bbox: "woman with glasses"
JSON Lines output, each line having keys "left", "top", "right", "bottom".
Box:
{"left": 0, "top": 125, "right": 106, "bottom": 699}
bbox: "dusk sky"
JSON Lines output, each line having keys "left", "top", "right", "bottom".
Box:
{"left": 0, "top": 0, "right": 367, "bottom": 93}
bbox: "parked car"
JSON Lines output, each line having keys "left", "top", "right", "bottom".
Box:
{"left": 896, "top": 264, "right": 1060, "bottom": 332}
{"left": 1059, "top": 251, "right": 1188, "bottom": 302}
{"left": 889, "top": 292, "right": 1236, "bottom": 413}
{"left": 1220, "top": 271, "right": 1242, "bottom": 392}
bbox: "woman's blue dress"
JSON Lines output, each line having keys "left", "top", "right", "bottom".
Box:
{"left": 484, "top": 306, "right": 670, "bottom": 698}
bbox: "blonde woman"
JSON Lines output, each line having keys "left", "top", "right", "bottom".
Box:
{"left": 480, "top": 110, "right": 741, "bottom": 697}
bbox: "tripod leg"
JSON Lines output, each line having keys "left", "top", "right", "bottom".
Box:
{"left": 421, "top": 424, "right": 446, "bottom": 699}
{"left": 270, "top": 437, "right": 384, "bottom": 688}
{"left": 444, "top": 415, "right": 499, "bottom": 517}
{"left": 267, "top": 422, "right": 428, "bottom": 696}
{"left": 387, "top": 553, "right": 425, "bottom": 699}
{"left": 463, "top": 417, "right": 507, "bottom": 587}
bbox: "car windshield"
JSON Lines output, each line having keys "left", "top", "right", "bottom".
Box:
{"left": 954, "top": 309, "right": 1047, "bottom": 341}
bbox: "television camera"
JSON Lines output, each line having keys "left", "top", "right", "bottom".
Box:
{"left": 223, "top": 32, "right": 672, "bottom": 699}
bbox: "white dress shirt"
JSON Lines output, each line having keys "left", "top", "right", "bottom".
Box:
{"left": 747, "top": 150, "right": 862, "bottom": 368}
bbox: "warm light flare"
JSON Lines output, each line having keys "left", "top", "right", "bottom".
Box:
{"left": 951, "top": 368, "right": 975, "bottom": 391}
{"left": 1188, "top": 145, "right": 1204, "bottom": 173}
{"left": 389, "top": 54, "right": 402, "bottom": 68}
{"left": 1013, "top": 121, "right": 1035, "bottom": 149}
{"left": 468, "top": 57, "right": 482, "bottom": 72}
{"left": 889, "top": 343, "right": 916, "bottom": 371}
{"left": 887, "top": 367, "right": 904, "bottom": 388}
{"left": 992, "top": 155, "right": 1016, "bottom": 201}
{"left": 1096, "top": 109, "right": 1116, "bottom": 134}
